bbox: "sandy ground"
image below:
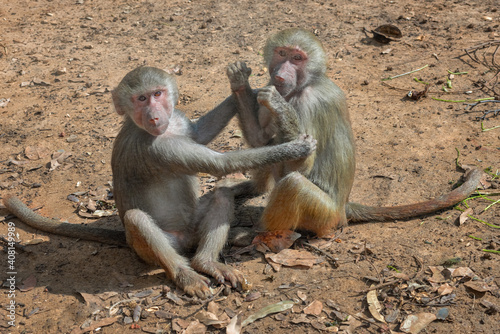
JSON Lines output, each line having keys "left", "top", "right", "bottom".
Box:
{"left": 0, "top": 0, "right": 499, "bottom": 333}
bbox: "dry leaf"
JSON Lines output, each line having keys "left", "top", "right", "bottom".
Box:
{"left": 70, "top": 317, "right": 119, "bottom": 334}
{"left": 52, "top": 150, "right": 73, "bottom": 163}
{"left": 195, "top": 310, "right": 228, "bottom": 327}
{"left": 97, "top": 291, "right": 118, "bottom": 301}
{"left": 290, "top": 314, "right": 310, "bottom": 324}
{"left": 253, "top": 230, "right": 301, "bottom": 253}
{"left": 297, "top": 290, "right": 307, "bottom": 302}
{"left": 23, "top": 238, "right": 45, "bottom": 245}
{"left": 255, "top": 242, "right": 272, "bottom": 254}
{"left": 459, "top": 208, "right": 473, "bottom": 225}
{"left": 131, "top": 289, "right": 153, "bottom": 298}
{"left": 231, "top": 129, "right": 243, "bottom": 138}
{"left": 25, "top": 145, "right": 50, "bottom": 160}
{"left": 464, "top": 280, "right": 499, "bottom": 293}
{"left": 427, "top": 266, "right": 446, "bottom": 283}
{"left": 184, "top": 319, "right": 207, "bottom": 334}
{"left": 303, "top": 300, "right": 323, "bottom": 316}
{"left": 155, "top": 310, "right": 174, "bottom": 319}
{"left": 367, "top": 289, "right": 386, "bottom": 323}
{"left": 77, "top": 292, "right": 104, "bottom": 313}
{"left": 226, "top": 314, "right": 242, "bottom": 334}
{"left": 266, "top": 249, "right": 322, "bottom": 268}
{"left": 437, "top": 283, "right": 454, "bottom": 295}
{"left": 306, "top": 238, "right": 333, "bottom": 249}
{"left": 166, "top": 291, "right": 185, "bottom": 305}
{"left": 400, "top": 313, "right": 437, "bottom": 334}
{"left": 49, "top": 159, "right": 61, "bottom": 171}
{"left": 450, "top": 267, "right": 475, "bottom": 278}
{"left": 392, "top": 272, "right": 410, "bottom": 280}
{"left": 172, "top": 318, "right": 192, "bottom": 331}
{"left": 207, "top": 301, "right": 221, "bottom": 315}
{"left": 242, "top": 300, "right": 294, "bottom": 327}
{"left": 244, "top": 291, "right": 261, "bottom": 302}
{"left": 339, "top": 314, "right": 364, "bottom": 333}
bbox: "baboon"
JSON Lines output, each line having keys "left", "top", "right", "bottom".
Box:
{"left": 227, "top": 28, "right": 481, "bottom": 237}
{"left": 3, "top": 66, "right": 317, "bottom": 297}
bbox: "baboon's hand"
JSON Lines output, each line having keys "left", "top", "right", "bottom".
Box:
{"left": 227, "top": 61, "right": 252, "bottom": 93}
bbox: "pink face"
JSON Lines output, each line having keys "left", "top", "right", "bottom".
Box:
{"left": 269, "top": 46, "right": 308, "bottom": 98}
{"left": 131, "top": 88, "right": 173, "bottom": 136}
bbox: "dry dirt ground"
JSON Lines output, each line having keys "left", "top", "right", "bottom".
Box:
{"left": 1, "top": 0, "right": 499, "bottom": 333}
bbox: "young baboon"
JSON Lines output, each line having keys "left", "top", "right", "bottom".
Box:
{"left": 227, "top": 28, "right": 481, "bottom": 237}
{"left": 3, "top": 66, "right": 317, "bottom": 298}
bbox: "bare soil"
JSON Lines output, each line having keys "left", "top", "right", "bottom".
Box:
{"left": 0, "top": 0, "right": 499, "bottom": 333}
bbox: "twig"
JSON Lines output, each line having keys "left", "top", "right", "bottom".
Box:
{"left": 411, "top": 255, "right": 425, "bottom": 281}
{"left": 464, "top": 40, "right": 500, "bottom": 70}
{"left": 448, "top": 70, "right": 468, "bottom": 75}
{"left": 462, "top": 41, "right": 500, "bottom": 95}
{"left": 331, "top": 303, "right": 389, "bottom": 332}
{"left": 362, "top": 240, "right": 382, "bottom": 283}
{"left": 360, "top": 279, "right": 402, "bottom": 293}
{"left": 302, "top": 241, "right": 338, "bottom": 267}
{"left": 381, "top": 81, "right": 480, "bottom": 95}
{"left": 381, "top": 64, "right": 429, "bottom": 81}
{"left": 431, "top": 97, "right": 495, "bottom": 103}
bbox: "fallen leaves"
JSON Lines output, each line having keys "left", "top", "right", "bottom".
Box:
{"left": 251, "top": 230, "right": 325, "bottom": 271}
{"left": 25, "top": 145, "right": 50, "bottom": 160}
{"left": 70, "top": 185, "right": 117, "bottom": 218}
{"left": 70, "top": 317, "right": 119, "bottom": 334}
{"left": 458, "top": 207, "right": 473, "bottom": 225}
{"left": 265, "top": 249, "right": 324, "bottom": 270}
{"left": 303, "top": 300, "right": 323, "bottom": 316}
{"left": 49, "top": 150, "right": 73, "bottom": 171}
{"left": 367, "top": 288, "right": 386, "bottom": 323}
{"left": 400, "top": 312, "right": 437, "bottom": 334}
{"left": 252, "top": 229, "right": 301, "bottom": 253}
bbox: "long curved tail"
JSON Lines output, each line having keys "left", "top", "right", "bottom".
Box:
{"left": 3, "top": 196, "right": 127, "bottom": 246}
{"left": 346, "top": 168, "right": 482, "bottom": 223}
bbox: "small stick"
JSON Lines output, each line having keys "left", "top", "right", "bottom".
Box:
{"left": 431, "top": 97, "right": 495, "bottom": 103}
{"left": 467, "top": 99, "right": 500, "bottom": 109}
{"left": 360, "top": 279, "right": 402, "bottom": 293}
{"left": 411, "top": 255, "right": 424, "bottom": 281}
{"left": 447, "top": 70, "right": 468, "bottom": 75}
{"left": 302, "top": 241, "right": 338, "bottom": 267}
{"left": 381, "top": 64, "right": 429, "bottom": 81}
